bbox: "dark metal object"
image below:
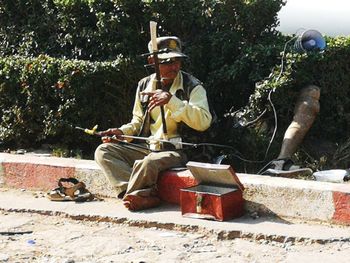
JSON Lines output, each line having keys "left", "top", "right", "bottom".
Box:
{"left": 0, "top": 231, "right": 33, "bottom": 236}
{"left": 140, "top": 48, "right": 171, "bottom": 57}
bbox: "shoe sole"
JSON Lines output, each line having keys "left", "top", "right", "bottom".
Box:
{"left": 262, "top": 168, "right": 313, "bottom": 178}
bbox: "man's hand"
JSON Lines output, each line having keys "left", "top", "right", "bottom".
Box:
{"left": 96, "top": 128, "right": 123, "bottom": 143}
{"left": 141, "top": 89, "right": 172, "bottom": 112}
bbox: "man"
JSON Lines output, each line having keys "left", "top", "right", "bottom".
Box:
{"left": 95, "top": 36, "right": 212, "bottom": 211}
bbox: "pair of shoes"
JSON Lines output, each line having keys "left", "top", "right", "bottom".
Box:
{"left": 260, "top": 158, "right": 313, "bottom": 178}
{"left": 123, "top": 194, "right": 161, "bottom": 211}
{"left": 48, "top": 178, "right": 95, "bottom": 202}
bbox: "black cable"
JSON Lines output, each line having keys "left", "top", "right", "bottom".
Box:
{"left": 256, "top": 159, "right": 275, "bottom": 175}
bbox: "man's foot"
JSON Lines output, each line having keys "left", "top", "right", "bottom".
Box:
{"left": 260, "top": 158, "right": 313, "bottom": 178}
{"left": 123, "top": 194, "right": 161, "bottom": 211}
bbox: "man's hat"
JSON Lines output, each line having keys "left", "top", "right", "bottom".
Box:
{"left": 148, "top": 36, "right": 187, "bottom": 60}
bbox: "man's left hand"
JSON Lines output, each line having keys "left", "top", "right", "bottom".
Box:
{"left": 141, "top": 89, "right": 172, "bottom": 112}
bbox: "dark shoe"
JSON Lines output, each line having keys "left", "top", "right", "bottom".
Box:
{"left": 260, "top": 158, "right": 313, "bottom": 178}
{"left": 123, "top": 194, "right": 161, "bottom": 211}
{"left": 117, "top": 190, "right": 126, "bottom": 199}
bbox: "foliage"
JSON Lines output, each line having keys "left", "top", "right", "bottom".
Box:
{"left": 0, "top": 55, "right": 143, "bottom": 156}
{"left": 0, "top": 0, "right": 286, "bottom": 162}
{"left": 3, "top": 0, "right": 350, "bottom": 171}
{"left": 0, "top": 0, "right": 149, "bottom": 60}
{"left": 239, "top": 37, "right": 350, "bottom": 170}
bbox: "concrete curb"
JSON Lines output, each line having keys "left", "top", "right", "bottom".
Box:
{"left": 1, "top": 153, "right": 349, "bottom": 225}
{"left": 0, "top": 153, "right": 115, "bottom": 197}
{"left": 1, "top": 189, "right": 349, "bottom": 244}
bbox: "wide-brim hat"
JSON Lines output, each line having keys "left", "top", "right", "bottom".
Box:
{"left": 148, "top": 36, "right": 187, "bottom": 60}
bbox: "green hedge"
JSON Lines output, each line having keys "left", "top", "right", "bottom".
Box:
{"left": 235, "top": 37, "right": 350, "bottom": 170}
{"left": 1, "top": 1, "right": 350, "bottom": 171}
{"left": 0, "top": 0, "right": 285, "bottom": 115}
{"left": 0, "top": 0, "right": 149, "bottom": 60}
{"left": 0, "top": 0, "right": 283, "bottom": 61}
{"left": 0, "top": 0, "right": 286, "bottom": 161}
{"left": 0, "top": 55, "right": 144, "bottom": 155}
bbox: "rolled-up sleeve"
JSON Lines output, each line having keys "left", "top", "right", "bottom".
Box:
{"left": 166, "top": 85, "right": 212, "bottom": 131}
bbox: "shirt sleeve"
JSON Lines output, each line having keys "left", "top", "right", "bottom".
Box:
{"left": 166, "top": 85, "right": 212, "bottom": 131}
{"left": 118, "top": 85, "right": 144, "bottom": 136}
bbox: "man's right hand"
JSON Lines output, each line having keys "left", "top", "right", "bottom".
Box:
{"left": 96, "top": 128, "right": 123, "bottom": 143}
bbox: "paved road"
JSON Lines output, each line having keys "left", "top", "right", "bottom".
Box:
{"left": 1, "top": 210, "right": 349, "bottom": 263}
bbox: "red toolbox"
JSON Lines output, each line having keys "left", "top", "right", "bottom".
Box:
{"left": 180, "top": 161, "right": 245, "bottom": 221}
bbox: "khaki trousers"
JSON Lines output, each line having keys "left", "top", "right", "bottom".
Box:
{"left": 94, "top": 142, "right": 187, "bottom": 197}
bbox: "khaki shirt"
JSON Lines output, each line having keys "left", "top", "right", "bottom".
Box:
{"left": 119, "top": 71, "right": 212, "bottom": 149}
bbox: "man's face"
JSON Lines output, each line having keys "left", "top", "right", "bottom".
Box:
{"left": 159, "top": 58, "right": 181, "bottom": 80}
{"left": 147, "top": 56, "right": 182, "bottom": 85}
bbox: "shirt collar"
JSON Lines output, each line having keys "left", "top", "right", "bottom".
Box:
{"left": 169, "top": 71, "right": 184, "bottom": 94}
{"left": 146, "top": 71, "right": 184, "bottom": 94}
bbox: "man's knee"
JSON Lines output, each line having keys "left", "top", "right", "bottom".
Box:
{"left": 94, "top": 143, "right": 113, "bottom": 164}
{"left": 136, "top": 153, "right": 159, "bottom": 171}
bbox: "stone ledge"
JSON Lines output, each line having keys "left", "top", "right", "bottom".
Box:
{"left": 1, "top": 189, "right": 350, "bottom": 244}
{"left": 1, "top": 153, "right": 349, "bottom": 225}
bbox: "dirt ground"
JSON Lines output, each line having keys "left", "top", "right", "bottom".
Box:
{"left": 0, "top": 210, "right": 349, "bottom": 263}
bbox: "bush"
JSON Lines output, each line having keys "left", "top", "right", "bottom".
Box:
{"left": 0, "top": 0, "right": 150, "bottom": 60}
{"left": 0, "top": 0, "right": 286, "bottom": 160}
{"left": 0, "top": 55, "right": 144, "bottom": 156}
{"left": 237, "top": 36, "right": 350, "bottom": 170}
{"left": 2, "top": 1, "right": 350, "bottom": 171}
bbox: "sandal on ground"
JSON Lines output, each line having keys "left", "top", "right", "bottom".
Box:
{"left": 48, "top": 178, "right": 95, "bottom": 202}
{"left": 123, "top": 194, "right": 161, "bottom": 211}
{"left": 259, "top": 158, "right": 313, "bottom": 178}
